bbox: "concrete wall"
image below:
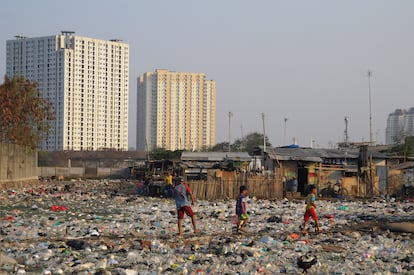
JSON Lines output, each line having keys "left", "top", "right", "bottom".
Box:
{"left": 0, "top": 142, "right": 38, "bottom": 184}
{"left": 38, "top": 166, "right": 130, "bottom": 179}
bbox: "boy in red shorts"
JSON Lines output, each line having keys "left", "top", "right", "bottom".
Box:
{"left": 174, "top": 177, "right": 198, "bottom": 236}
{"left": 302, "top": 185, "right": 322, "bottom": 235}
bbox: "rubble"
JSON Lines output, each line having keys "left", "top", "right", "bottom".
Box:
{"left": 0, "top": 180, "right": 413, "bottom": 274}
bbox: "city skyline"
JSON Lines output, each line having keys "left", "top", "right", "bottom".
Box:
{"left": 1, "top": 1, "right": 413, "bottom": 149}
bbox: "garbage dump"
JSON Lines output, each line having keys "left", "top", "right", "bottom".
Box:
{"left": 1, "top": 180, "right": 414, "bottom": 274}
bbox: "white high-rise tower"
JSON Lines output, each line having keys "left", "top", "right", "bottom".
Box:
{"left": 6, "top": 32, "right": 129, "bottom": 151}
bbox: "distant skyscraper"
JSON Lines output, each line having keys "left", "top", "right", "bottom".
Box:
{"left": 405, "top": 108, "right": 414, "bottom": 137}
{"left": 385, "top": 108, "right": 414, "bottom": 145}
{"left": 137, "top": 69, "right": 216, "bottom": 151}
{"left": 6, "top": 32, "right": 129, "bottom": 151}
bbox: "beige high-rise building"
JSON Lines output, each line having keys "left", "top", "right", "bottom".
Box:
{"left": 6, "top": 32, "right": 129, "bottom": 151}
{"left": 137, "top": 69, "right": 216, "bottom": 151}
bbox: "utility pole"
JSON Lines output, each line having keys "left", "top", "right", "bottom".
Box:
{"left": 228, "top": 111, "right": 233, "bottom": 152}
{"left": 145, "top": 139, "right": 149, "bottom": 160}
{"left": 284, "top": 118, "right": 288, "bottom": 146}
{"left": 240, "top": 124, "right": 244, "bottom": 151}
{"left": 367, "top": 70, "right": 373, "bottom": 144}
{"left": 262, "top": 113, "right": 266, "bottom": 152}
{"left": 344, "top": 116, "right": 349, "bottom": 147}
{"left": 343, "top": 116, "right": 349, "bottom": 167}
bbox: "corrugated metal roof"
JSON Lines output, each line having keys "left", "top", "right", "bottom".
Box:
{"left": 179, "top": 161, "right": 216, "bottom": 169}
{"left": 266, "top": 148, "right": 324, "bottom": 162}
{"left": 265, "top": 147, "right": 386, "bottom": 162}
{"left": 390, "top": 162, "right": 414, "bottom": 170}
{"left": 181, "top": 151, "right": 251, "bottom": 161}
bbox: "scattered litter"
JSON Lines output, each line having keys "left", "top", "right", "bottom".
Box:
{"left": 0, "top": 180, "right": 413, "bottom": 274}
{"left": 50, "top": 205, "right": 68, "bottom": 211}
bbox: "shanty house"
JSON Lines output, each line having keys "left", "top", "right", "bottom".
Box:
{"left": 387, "top": 161, "right": 414, "bottom": 197}
{"left": 259, "top": 146, "right": 388, "bottom": 197}
{"left": 180, "top": 151, "right": 251, "bottom": 180}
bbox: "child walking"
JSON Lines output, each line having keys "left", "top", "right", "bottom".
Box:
{"left": 174, "top": 177, "right": 198, "bottom": 236}
{"left": 236, "top": 185, "right": 250, "bottom": 233}
{"left": 302, "top": 185, "right": 322, "bottom": 235}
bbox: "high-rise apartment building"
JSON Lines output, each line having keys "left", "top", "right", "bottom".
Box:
{"left": 6, "top": 31, "right": 129, "bottom": 151}
{"left": 385, "top": 108, "right": 414, "bottom": 144}
{"left": 137, "top": 69, "right": 216, "bottom": 151}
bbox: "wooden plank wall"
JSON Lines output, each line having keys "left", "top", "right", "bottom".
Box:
{"left": 187, "top": 177, "right": 283, "bottom": 200}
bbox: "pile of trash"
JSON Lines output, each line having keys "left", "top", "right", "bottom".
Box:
{"left": 1, "top": 180, "right": 414, "bottom": 274}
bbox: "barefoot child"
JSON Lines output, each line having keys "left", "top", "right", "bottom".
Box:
{"left": 302, "top": 185, "right": 321, "bottom": 235}
{"left": 236, "top": 185, "right": 250, "bottom": 233}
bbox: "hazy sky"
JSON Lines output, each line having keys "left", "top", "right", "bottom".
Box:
{"left": 1, "top": 0, "right": 413, "bottom": 149}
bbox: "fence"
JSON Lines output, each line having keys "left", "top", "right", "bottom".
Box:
{"left": 387, "top": 173, "right": 405, "bottom": 196}
{"left": 0, "top": 142, "right": 38, "bottom": 186}
{"left": 187, "top": 177, "right": 283, "bottom": 200}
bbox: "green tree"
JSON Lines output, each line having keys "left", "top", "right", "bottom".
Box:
{"left": 404, "top": 136, "right": 414, "bottom": 159}
{"left": 0, "top": 76, "right": 55, "bottom": 148}
{"left": 149, "top": 148, "right": 183, "bottom": 160}
{"left": 392, "top": 129, "right": 407, "bottom": 147}
{"left": 208, "top": 142, "right": 230, "bottom": 152}
{"left": 232, "top": 132, "right": 272, "bottom": 155}
{"left": 389, "top": 129, "right": 406, "bottom": 156}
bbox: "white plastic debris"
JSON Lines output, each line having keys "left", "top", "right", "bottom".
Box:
{"left": 1, "top": 181, "right": 414, "bottom": 274}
